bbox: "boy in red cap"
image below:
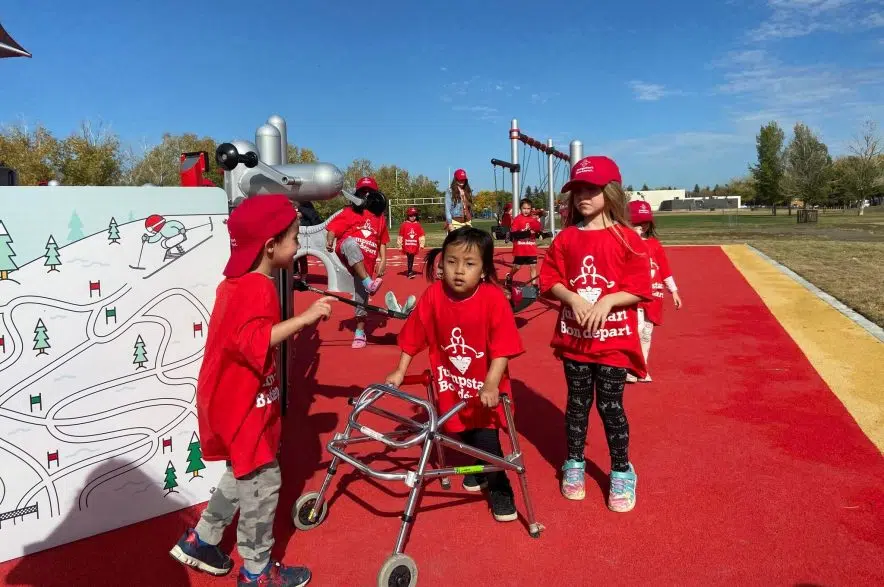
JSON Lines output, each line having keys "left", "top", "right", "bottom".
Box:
{"left": 170, "top": 194, "right": 334, "bottom": 587}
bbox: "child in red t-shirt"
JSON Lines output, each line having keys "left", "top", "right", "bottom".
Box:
{"left": 627, "top": 200, "right": 683, "bottom": 383}
{"left": 170, "top": 195, "right": 334, "bottom": 586}
{"left": 505, "top": 198, "right": 544, "bottom": 289}
{"left": 397, "top": 206, "right": 425, "bottom": 279}
{"left": 386, "top": 227, "right": 525, "bottom": 522}
{"left": 325, "top": 176, "right": 390, "bottom": 349}
{"left": 539, "top": 155, "right": 652, "bottom": 513}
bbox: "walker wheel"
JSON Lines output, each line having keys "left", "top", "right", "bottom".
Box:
{"left": 292, "top": 491, "right": 328, "bottom": 531}
{"left": 377, "top": 553, "right": 418, "bottom": 587}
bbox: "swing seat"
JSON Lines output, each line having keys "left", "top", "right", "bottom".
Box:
{"left": 293, "top": 209, "right": 356, "bottom": 296}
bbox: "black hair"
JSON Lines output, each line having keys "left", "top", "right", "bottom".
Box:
{"left": 352, "top": 189, "right": 387, "bottom": 217}
{"left": 423, "top": 226, "right": 498, "bottom": 284}
{"left": 642, "top": 221, "right": 659, "bottom": 238}
{"left": 519, "top": 198, "right": 532, "bottom": 208}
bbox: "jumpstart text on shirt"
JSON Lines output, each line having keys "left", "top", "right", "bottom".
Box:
{"left": 436, "top": 365, "right": 484, "bottom": 399}
{"left": 560, "top": 307, "right": 633, "bottom": 341}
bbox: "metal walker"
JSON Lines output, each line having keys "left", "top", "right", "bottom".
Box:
{"left": 292, "top": 371, "right": 544, "bottom": 587}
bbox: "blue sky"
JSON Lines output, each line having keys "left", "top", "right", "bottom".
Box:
{"left": 2, "top": 0, "right": 883, "bottom": 192}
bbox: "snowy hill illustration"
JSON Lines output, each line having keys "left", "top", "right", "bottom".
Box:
{"left": 0, "top": 208, "right": 228, "bottom": 563}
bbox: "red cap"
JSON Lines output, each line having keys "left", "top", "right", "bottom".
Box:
{"left": 561, "top": 156, "right": 622, "bottom": 192}
{"left": 629, "top": 200, "right": 654, "bottom": 224}
{"left": 454, "top": 169, "right": 467, "bottom": 181}
{"left": 355, "top": 176, "right": 378, "bottom": 192}
{"left": 223, "top": 195, "right": 297, "bottom": 278}
{"left": 407, "top": 207, "right": 418, "bottom": 216}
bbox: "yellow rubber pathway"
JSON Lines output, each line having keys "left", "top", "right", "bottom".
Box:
{"left": 723, "top": 244, "right": 884, "bottom": 453}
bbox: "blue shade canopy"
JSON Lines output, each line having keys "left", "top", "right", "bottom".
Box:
{"left": 0, "top": 21, "right": 31, "bottom": 58}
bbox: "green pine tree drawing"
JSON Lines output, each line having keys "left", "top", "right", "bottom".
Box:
{"left": 107, "top": 217, "right": 121, "bottom": 245}
{"left": 67, "top": 211, "right": 85, "bottom": 243}
{"left": 0, "top": 220, "right": 17, "bottom": 281}
{"left": 133, "top": 335, "right": 148, "bottom": 369}
{"left": 44, "top": 235, "right": 61, "bottom": 272}
{"left": 34, "top": 319, "right": 50, "bottom": 355}
{"left": 185, "top": 432, "right": 206, "bottom": 480}
{"left": 163, "top": 461, "right": 179, "bottom": 495}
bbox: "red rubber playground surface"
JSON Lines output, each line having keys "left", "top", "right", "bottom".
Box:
{"left": 1, "top": 246, "right": 882, "bottom": 586}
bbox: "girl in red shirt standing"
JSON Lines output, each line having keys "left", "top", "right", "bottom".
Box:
{"left": 539, "top": 156, "right": 652, "bottom": 512}
{"left": 505, "top": 198, "right": 544, "bottom": 289}
{"left": 627, "top": 200, "right": 683, "bottom": 383}
{"left": 325, "top": 177, "right": 390, "bottom": 349}
{"left": 386, "top": 227, "right": 525, "bottom": 522}
{"left": 397, "top": 206, "right": 425, "bottom": 279}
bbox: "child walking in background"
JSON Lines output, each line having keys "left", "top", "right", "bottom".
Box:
{"left": 325, "top": 176, "right": 389, "bottom": 349}
{"left": 627, "top": 200, "right": 683, "bottom": 383}
{"left": 170, "top": 195, "right": 334, "bottom": 586}
{"left": 444, "top": 168, "right": 474, "bottom": 232}
{"left": 386, "top": 227, "right": 524, "bottom": 522}
{"left": 539, "top": 156, "right": 652, "bottom": 512}
{"left": 397, "top": 206, "right": 425, "bottom": 278}
{"left": 505, "top": 198, "right": 544, "bottom": 289}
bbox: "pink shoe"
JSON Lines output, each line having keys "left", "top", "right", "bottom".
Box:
{"left": 351, "top": 331, "right": 367, "bottom": 349}
{"left": 366, "top": 278, "right": 383, "bottom": 295}
{"left": 561, "top": 459, "right": 586, "bottom": 500}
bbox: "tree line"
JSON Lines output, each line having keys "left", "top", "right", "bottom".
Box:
{"left": 746, "top": 119, "right": 883, "bottom": 214}
{"left": 3, "top": 117, "right": 882, "bottom": 221}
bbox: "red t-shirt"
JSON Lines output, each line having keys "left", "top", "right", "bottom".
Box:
{"left": 398, "top": 221, "right": 425, "bottom": 255}
{"left": 510, "top": 214, "right": 544, "bottom": 257}
{"left": 196, "top": 273, "right": 282, "bottom": 478}
{"left": 327, "top": 207, "right": 390, "bottom": 274}
{"left": 501, "top": 211, "right": 513, "bottom": 228}
{"left": 539, "top": 224, "right": 652, "bottom": 378}
{"left": 397, "top": 281, "right": 525, "bottom": 434}
{"left": 640, "top": 237, "right": 673, "bottom": 326}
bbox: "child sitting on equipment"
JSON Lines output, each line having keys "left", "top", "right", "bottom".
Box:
{"left": 325, "top": 176, "right": 389, "bottom": 349}
{"left": 169, "top": 194, "right": 334, "bottom": 586}
{"left": 385, "top": 227, "right": 524, "bottom": 522}
{"left": 397, "top": 206, "right": 425, "bottom": 279}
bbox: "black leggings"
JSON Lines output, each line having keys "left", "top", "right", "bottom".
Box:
{"left": 563, "top": 359, "right": 630, "bottom": 472}
{"left": 406, "top": 253, "right": 415, "bottom": 273}
{"left": 459, "top": 428, "right": 512, "bottom": 493}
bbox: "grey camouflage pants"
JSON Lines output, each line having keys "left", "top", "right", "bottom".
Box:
{"left": 341, "top": 237, "right": 368, "bottom": 317}
{"left": 195, "top": 460, "right": 282, "bottom": 574}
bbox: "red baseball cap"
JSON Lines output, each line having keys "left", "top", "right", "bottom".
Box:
{"left": 561, "top": 156, "right": 622, "bottom": 192}
{"left": 355, "top": 176, "right": 378, "bottom": 192}
{"left": 454, "top": 169, "right": 467, "bottom": 181}
{"left": 629, "top": 200, "right": 654, "bottom": 224}
{"left": 223, "top": 194, "right": 297, "bottom": 277}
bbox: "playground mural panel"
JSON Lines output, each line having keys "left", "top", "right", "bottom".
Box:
{"left": 0, "top": 186, "right": 229, "bottom": 563}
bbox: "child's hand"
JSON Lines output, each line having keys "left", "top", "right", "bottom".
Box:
{"left": 672, "top": 292, "right": 683, "bottom": 309}
{"left": 385, "top": 370, "right": 405, "bottom": 387}
{"left": 568, "top": 293, "right": 594, "bottom": 327}
{"left": 377, "top": 259, "right": 386, "bottom": 277}
{"left": 479, "top": 385, "right": 500, "bottom": 408}
{"left": 586, "top": 295, "right": 615, "bottom": 334}
{"left": 303, "top": 296, "right": 335, "bottom": 324}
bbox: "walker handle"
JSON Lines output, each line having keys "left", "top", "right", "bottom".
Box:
{"left": 401, "top": 370, "right": 432, "bottom": 387}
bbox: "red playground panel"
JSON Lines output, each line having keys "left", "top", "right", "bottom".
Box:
{"left": 1, "top": 247, "right": 881, "bottom": 586}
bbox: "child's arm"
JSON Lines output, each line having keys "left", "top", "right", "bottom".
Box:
{"left": 385, "top": 352, "right": 414, "bottom": 387}
{"left": 270, "top": 296, "right": 334, "bottom": 346}
{"left": 478, "top": 357, "right": 508, "bottom": 408}
{"left": 377, "top": 243, "right": 387, "bottom": 276}
{"left": 656, "top": 245, "right": 683, "bottom": 309}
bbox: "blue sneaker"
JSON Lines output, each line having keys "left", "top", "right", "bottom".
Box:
{"left": 561, "top": 459, "right": 586, "bottom": 500}
{"left": 608, "top": 463, "right": 637, "bottom": 512}
{"left": 169, "top": 528, "right": 233, "bottom": 576}
{"left": 237, "top": 560, "right": 311, "bottom": 586}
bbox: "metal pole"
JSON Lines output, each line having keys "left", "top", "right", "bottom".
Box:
{"left": 510, "top": 119, "right": 520, "bottom": 214}
{"left": 569, "top": 140, "right": 583, "bottom": 170}
{"left": 547, "top": 138, "right": 555, "bottom": 234}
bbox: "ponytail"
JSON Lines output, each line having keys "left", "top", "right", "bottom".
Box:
{"left": 423, "top": 247, "right": 444, "bottom": 281}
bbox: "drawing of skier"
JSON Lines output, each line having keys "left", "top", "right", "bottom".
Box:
{"left": 142, "top": 215, "right": 187, "bottom": 261}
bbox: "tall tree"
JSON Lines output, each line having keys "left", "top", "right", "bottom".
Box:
{"left": 129, "top": 133, "right": 224, "bottom": 187}
{"left": 750, "top": 121, "right": 786, "bottom": 214}
{"left": 286, "top": 144, "right": 317, "bottom": 164}
{"left": 783, "top": 122, "right": 832, "bottom": 208}
{"left": 841, "top": 120, "right": 882, "bottom": 215}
